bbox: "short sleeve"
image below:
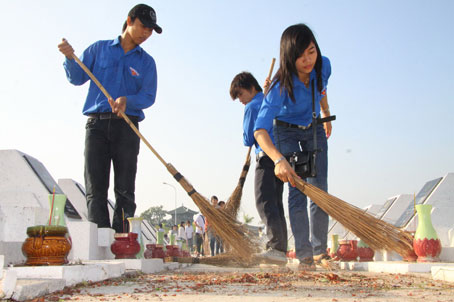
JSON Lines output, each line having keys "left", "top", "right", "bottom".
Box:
{"left": 321, "top": 56, "right": 331, "bottom": 93}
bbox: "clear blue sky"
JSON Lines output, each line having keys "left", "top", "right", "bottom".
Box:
{"left": 1, "top": 0, "right": 453, "bottom": 225}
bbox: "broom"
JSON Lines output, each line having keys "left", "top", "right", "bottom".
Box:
{"left": 224, "top": 58, "right": 276, "bottom": 219}
{"left": 224, "top": 146, "right": 251, "bottom": 218}
{"left": 294, "top": 177, "right": 414, "bottom": 258}
{"left": 68, "top": 48, "right": 256, "bottom": 262}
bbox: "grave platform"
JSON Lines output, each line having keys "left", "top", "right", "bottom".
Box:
{"left": 1, "top": 258, "right": 187, "bottom": 301}
{"left": 341, "top": 260, "right": 454, "bottom": 274}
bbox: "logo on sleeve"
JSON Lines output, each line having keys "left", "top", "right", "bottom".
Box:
{"left": 129, "top": 67, "right": 140, "bottom": 77}
{"left": 321, "top": 89, "right": 326, "bottom": 96}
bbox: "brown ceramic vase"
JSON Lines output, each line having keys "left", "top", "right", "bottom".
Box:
{"left": 22, "top": 225, "right": 72, "bottom": 266}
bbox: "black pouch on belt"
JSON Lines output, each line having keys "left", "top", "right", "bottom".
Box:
{"left": 285, "top": 150, "right": 317, "bottom": 178}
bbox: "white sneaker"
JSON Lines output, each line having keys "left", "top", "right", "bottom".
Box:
{"left": 255, "top": 249, "right": 287, "bottom": 264}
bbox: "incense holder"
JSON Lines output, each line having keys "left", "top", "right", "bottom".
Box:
{"left": 337, "top": 239, "right": 358, "bottom": 261}
{"left": 357, "top": 239, "right": 374, "bottom": 262}
{"left": 152, "top": 244, "right": 166, "bottom": 259}
{"left": 22, "top": 225, "right": 71, "bottom": 266}
{"left": 144, "top": 244, "right": 166, "bottom": 259}
{"left": 165, "top": 245, "right": 181, "bottom": 257}
{"left": 413, "top": 204, "right": 442, "bottom": 262}
{"left": 111, "top": 233, "right": 140, "bottom": 259}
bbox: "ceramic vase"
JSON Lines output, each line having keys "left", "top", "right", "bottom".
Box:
{"left": 157, "top": 229, "right": 164, "bottom": 245}
{"left": 111, "top": 233, "right": 140, "bottom": 259}
{"left": 357, "top": 239, "right": 374, "bottom": 262}
{"left": 327, "top": 234, "right": 339, "bottom": 260}
{"left": 48, "top": 194, "right": 67, "bottom": 227}
{"left": 128, "top": 217, "right": 144, "bottom": 259}
{"left": 337, "top": 239, "right": 358, "bottom": 261}
{"left": 22, "top": 225, "right": 71, "bottom": 265}
{"left": 413, "top": 204, "right": 442, "bottom": 262}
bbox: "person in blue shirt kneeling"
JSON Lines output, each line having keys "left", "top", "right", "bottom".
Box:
{"left": 230, "top": 72, "right": 288, "bottom": 264}
{"left": 57, "top": 4, "right": 162, "bottom": 233}
{"left": 254, "top": 24, "right": 333, "bottom": 271}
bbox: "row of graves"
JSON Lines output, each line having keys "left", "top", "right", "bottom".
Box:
{"left": 327, "top": 172, "right": 454, "bottom": 265}
{"left": 0, "top": 149, "right": 190, "bottom": 300}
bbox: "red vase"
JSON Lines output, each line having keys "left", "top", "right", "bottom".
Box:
{"left": 337, "top": 240, "right": 358, "bottom": 261}
{"left": 111, "top": 233, "right": 140, "bottom": 259}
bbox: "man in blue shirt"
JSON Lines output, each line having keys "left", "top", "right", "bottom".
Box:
{"left": 58, "top": 4, "right": 162, "bottom": 233}
{"left": 230, "top": 72, "right": 288, "bottom": 264}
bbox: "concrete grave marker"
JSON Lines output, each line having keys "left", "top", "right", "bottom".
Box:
{"left": 395, "top": 177, "right": 443, "bottom": 228}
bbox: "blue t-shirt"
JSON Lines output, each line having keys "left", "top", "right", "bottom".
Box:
{"left": 254, "top": 56, "right": 331, "bottom": 133}
{"left": 63, "top": 36, "right": 157, "bottom": 121}
{"left": 243, "top": 92, "right": 275, "bottom": 154}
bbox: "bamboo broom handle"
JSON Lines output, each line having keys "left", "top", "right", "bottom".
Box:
{"left": 267, "top": 57, "right": 276, "bottom": 79}
{"left": 70, "top": 53, "right": 168, "bottom": 167}
{"left": 264, "top": 58, "right": 276, "bottom": 94}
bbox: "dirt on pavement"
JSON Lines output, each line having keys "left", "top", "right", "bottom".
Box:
{"left": 22, "top": 264, "right": 454, "bottom": 302}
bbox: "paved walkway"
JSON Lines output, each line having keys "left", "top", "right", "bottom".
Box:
{"left": 20, "top": 263, "right": 454, "bottom": 302}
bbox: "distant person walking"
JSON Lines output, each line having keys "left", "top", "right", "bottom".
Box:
{"left": 185, "top": 220, "right": 194, "bottom": 252}
{"left": 194, "top": 212, "right": 205, "bottom": 256}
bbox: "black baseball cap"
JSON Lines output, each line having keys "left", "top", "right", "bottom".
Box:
{"left": 128, "top": 4, "right": 162, "bottom": 34}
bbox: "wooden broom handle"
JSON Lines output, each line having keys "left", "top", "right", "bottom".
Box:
{"left": 70, "top": 53, "right": 168, "bottom": 167}
{"left": 245, "top": 58, "right": 275, "bottom": 156}
{"left": 267, "top": 58, "right": 276, "bottom": 79}
{"left": 264, "top": 58, "right": 276, "bottom": 95}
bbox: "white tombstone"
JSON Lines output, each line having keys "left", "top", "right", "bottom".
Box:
{"left": 58, "top": 178, "right": 157, "bottom": 256}
{"left": 0, "top": 150, "right": 82, "bottom": 265}
{"left": 404, "top": 173, "right": 454, "bottom": 248}
{"left": 379, "top": 194, "right": 413, "bottom": 225}
{"left": 395, "top": 176, "right": 443, "bottom": 230}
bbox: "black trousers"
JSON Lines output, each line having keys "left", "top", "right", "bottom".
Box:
{"left": 84, "top": 117, "right": 140, "bottom": 233}
{"left": 255, "top": 155, "right": 287, "bottom": 252}
{"left": 195, "top": 233, "right": 204, "bottom": 254}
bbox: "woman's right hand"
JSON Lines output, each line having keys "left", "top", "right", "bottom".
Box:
{"left": 274, "top": 159, "right": 300, "bottom": 187}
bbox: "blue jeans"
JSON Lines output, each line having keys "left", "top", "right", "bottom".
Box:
{"left": 273, "top": 123, "right": 329, "bottom": 260}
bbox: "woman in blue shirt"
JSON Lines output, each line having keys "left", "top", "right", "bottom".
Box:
{"left": 254, "top": 24, "right": 332, "bottom": 270}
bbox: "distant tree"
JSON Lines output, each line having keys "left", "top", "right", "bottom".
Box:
{"left": 242, "top": 213, "right": 254, "bottom": 224}
{"left": 140, "top": 205, "right": 170, "bottom": 227}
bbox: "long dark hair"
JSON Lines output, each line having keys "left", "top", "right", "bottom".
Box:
{"left": 270, "top": 24, "right": 323, "bottom": 102}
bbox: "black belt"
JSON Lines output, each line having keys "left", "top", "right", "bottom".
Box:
{"left": 88, "top": 112, "right": 138, "bottom": 121}
{"left": 274, "top": 119, "right": 312, "bottom": 130}
{"left": 274, "top": 115, "right": 336, "bottom": 130}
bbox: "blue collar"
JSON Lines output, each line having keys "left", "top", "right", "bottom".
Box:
{"left": 109, "top": 36, "right": 143, "bottom": 54}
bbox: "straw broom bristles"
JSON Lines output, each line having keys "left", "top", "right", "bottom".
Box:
{"left": 225, "top": 147, "right": 252, "bottom": 218}
{"left": 294, "top": 177, "right": 414, "bottom": 258}
{"left": 197, "top": 252, "right": 261, "bottom": 267}
{"left": 166, "top": 163, "right": 258, "bottom": 262}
